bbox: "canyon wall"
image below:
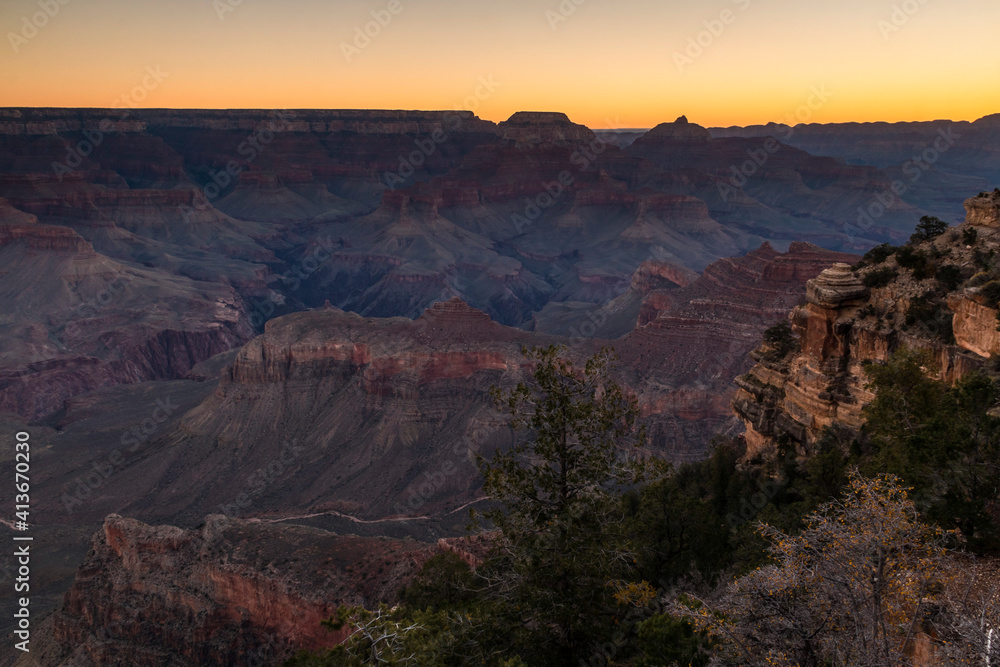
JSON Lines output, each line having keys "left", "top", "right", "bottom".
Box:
{"left": 733, "top": 194, "right": 1000, "bottom": 460}
{"left": 22, "top": 514, "right": 441, "bottom": 666}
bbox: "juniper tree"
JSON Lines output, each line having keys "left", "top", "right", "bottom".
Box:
{"left": 473, "top": 345, "right": 660, "bottom": 666}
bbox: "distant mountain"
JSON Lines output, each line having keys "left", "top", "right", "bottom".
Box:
{"left": 710, "top": 115, "right": 1000, "bottom": 221}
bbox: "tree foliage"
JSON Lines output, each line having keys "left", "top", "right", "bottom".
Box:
{"left": 473, "top": 345, "right": 660, "bottom": 665}
{"left": 911, "top": 215, "right": 949, "bottom": 243}
{"left": 761, "top": 320, "right": 798, "bottom": 360}
{"left": 677, "top": 471, "right": 956, "bottom": 667}
{"left": 861, "top": 348, "right": 1000, "bottom": 552}
{"left": 289, "top": 345, "right": 1000, "bottom": 667}
{"left": 401, "top": 552, "right": 479, "bottom": 613}
{"left": 285, "top": 605, "right": 468, "bottom": 667}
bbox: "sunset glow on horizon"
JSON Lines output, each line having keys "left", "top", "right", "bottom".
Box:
{"left": 2, "top": 0, "right": 998, "bottom": 129}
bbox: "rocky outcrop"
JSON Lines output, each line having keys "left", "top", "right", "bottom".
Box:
{"left": 24, "top": 514, "right": 437, "bottom": 666}
{"left": 965, "top": 190, "right": 1000, "bottom": 227}
{"left": 949, "top": 293, "right": 1000, "bottom": 358}
{"left": 0, "top": 196, "right": 255, "bottom": 419}
{"left": 227, "top": 299, "right": 512, "bottom": 389}
{"left": 497, "top": 111, "right": 597, "bottom": 148}
{"left": 527, "top": 242, "right": 859, "bottom": 460}
{"left": 734, "top": 264, "right": 873, "bottom": 458}
{"left": 804, "top": 263, "right": 868, "bottom": 308}
{"left": 733, "top": 204, "right": 999, "bottom": 460}
{"left": 639, "top": 116, "right": 712, "bottom": 142}
{"left": 630, "top": 260, "right": 698, "bottom": 294}
{"left": 616, "top": 242, "right": 860, "bottom": 460}
{"left": 0, "top": 326, "right": 249, "bottom": 419}
{"left": 0, "top": 197, "right": 94, "bottom": 253}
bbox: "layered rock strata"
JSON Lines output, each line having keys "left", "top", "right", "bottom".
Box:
{"left": 23, "top": 514, "right": 440, "bottom": 666}
{"left": 964, "top": 189, "right": 1000, "bottom": 227}
{"left": 733, "top": 194, "right": 998, "bottom": 460}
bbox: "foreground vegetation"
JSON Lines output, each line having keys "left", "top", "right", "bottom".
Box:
{"left": 287, "top": 342, "right": 999, "bottom": 666}
{"left": 289, "top": 218, "right": 1000, "bottom": 665}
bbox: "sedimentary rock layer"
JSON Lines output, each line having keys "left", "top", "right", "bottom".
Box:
{"left": 25, "top": 514, "right": 440, "bottom": 666}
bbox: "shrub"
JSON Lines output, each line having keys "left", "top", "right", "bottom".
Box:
{"left": 904, "top": 293, "right": 954, "bottom": 342}
{"left": 928, "top": 245, "right": 951, "bottom": 260}
{"left": 401, "top": 552, "right": 479, "bottom": 612}
{"left": 910, "top": 215, "right": 949, "bottom": 243}
{"left": 863, "top": 266, "right": 897, "bottom": 288}
{"left": 761, "top": 320, "right": 798, "bottom": 360}
{"left": 935, "top": 264, "right": 963, "bottom": 291}
{"left": 962, "top": 227, "right": 978, "bottom": 245}
{"left": 974, "top": 249, "right": 996, "bottom": 271}
{"left": 636, "top": 614, "right": 713, "bottom": 667}
{"left": 896, "top": 246, "right": 934, "bottom": 279}
{"left": 980, "top": 280, "right": 1000, "bottom": 305}
{"left": 857, "top": 243, "right": 896, "bottom": 267}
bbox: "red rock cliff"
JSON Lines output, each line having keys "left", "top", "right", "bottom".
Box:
{"left": 28, "top": 514, "right": 439, "bottom": 666}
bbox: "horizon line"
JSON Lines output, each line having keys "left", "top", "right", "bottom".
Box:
{"left": 0, "top": 106, "right": 996, "bottom": 130}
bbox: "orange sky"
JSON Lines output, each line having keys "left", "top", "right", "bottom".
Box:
{"left": 2, "top": 0, "right": 998, "bottom": 128}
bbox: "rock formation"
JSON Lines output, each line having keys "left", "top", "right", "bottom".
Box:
{"left": 964, "top": 189, "right": 1000, "bottom": 227}
{"left": 617, "top": 242, "right": 860, "bottom": 459}
{"left": 0, "top": 108, "right": 938, "bottom": 344}
{"left": 949, "top": 291, "right": 1000, "bottom": 358}
{"left": 0, "top": 108, "right": 975, "bottom": 422}
{"left": 22, "top": 514, "right": 439, "bottom": 666}
{"left": 711, "top": 115, "right": 1000, "bottom": 187}
{"left": 0, "top": 196, "right": 255, "bottom": 419}
{"left": 733, "top": 263, "right": 873, "bottom": 458}
{"left": 733, "top": 194, "right": 998, "bottom": 460}
{"left": 634, "top": 115, "right": 712, "bottom": 143}
{"left": 497, "top": 111, "right": 597, "bottom": 148}
{"left": 19, "top": 243, "right": 854, "bottom": 534}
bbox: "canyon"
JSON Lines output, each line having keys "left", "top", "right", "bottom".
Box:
{"left": 1, "top": 108, "right": 999, "bottom": 665}
{"left": 3, "top": 241, "right": 856, "bottom": 665}
{"left": 2, "top": 109, "right": 991, "bottom": 422}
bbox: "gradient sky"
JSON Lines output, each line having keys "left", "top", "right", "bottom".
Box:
{"left": 2, "top": 0, "right": 998, "bottom": 128}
